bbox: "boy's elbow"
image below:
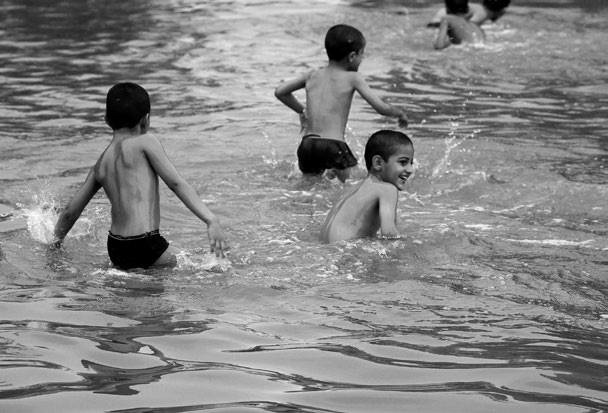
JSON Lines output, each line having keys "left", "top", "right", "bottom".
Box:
{"left": 166, "top": 179, "right": 181, "bottom": 192}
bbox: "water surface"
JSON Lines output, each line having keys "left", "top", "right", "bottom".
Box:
{"left": 0, "top": 1, "right": 606, "bottom": 412}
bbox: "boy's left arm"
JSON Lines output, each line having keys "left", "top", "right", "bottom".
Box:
{"left": 353, "top": 75, "right": 408, "bottom": 128}
{"left": 52, "top": 167, "right": 101, "bottom": 246}
{"left": 378, "top": 186, "right": 400, "bottom": 238}
{"left": 143, "top": 137, "right": 228, "bottom": 256}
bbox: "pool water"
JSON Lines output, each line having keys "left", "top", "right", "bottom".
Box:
{"left": 0, "top": 0, "right": 606, "bottom": 412}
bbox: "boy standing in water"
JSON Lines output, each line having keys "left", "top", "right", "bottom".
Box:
{"left": 428, "top": 0, "right": 510, "bottom": 27}
{"left": 274, "top": 24, "right": 408, "bottom": 182}
{"left": 321, "top": 130, "right": 414, "bottom": 243}
{"left": 432, "top": 0, "right": 486, "bottom": 50}
{"left": 53, "top": 82, "right": 227, "bottom": 269}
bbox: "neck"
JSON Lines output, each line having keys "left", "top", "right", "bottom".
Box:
{"left": 367, "top": 171, "right": 384, "bottom": 182}
{"left": 328, "top": 59, "right": 350, "bottom": 71}
{"left": 113, "top": 126, "right": 143, "bottom": 139}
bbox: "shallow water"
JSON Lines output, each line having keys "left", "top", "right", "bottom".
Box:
{"left": 0, "top": 0, "right": 607, "bottom": 412}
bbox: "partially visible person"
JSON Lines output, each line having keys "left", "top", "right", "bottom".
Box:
{"left": 432, "top": 0, "right": 486, "bottom": 50}
{"left": 320, "top": 130, "right": 414, "bottom": 243}
{"left": 275, "top": 24, "right": 408, "bottom": 183}
{"left": 428, "top": 0, "right": 511, "bottom": 27}
{"left": 52, "top": 82, "right": 227, "bottom": 270}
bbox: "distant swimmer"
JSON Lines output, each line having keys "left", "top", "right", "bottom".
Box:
{"left": 321, "top": 130, "right": 414, "bottom": 243}
{"left": 428, "top": 0, "right": 511, "bottom": 27}
{"left": 52, "top": 82, "right": 227, "bottom": 270}
{"left": 432, "top": 0, "right": 486, "bottom": 50}
{"left": 275, "top": 24, "right": 409, "bottom": 183}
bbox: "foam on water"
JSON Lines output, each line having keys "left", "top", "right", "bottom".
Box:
{"left": 18, "top": 189, "right": 95, "bottom": 244}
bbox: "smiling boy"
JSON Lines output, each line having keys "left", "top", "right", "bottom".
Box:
{"left": 320, "top": 130, "right": 414, "bottom": 243}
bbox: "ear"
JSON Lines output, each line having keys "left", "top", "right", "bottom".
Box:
{"left": 347, "top": 51, "right": 357, "bottom": 63}
{"left": 371, "top": 154, "right": 385, "bottom": 171}
{"left": 139, "top": 113, "right": 150, "bottom": 132}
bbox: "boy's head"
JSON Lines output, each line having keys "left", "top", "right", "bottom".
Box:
{"left": 325, "top": 24, "right": 366, "bottom": 63}
{"left": 365, "top": 130, "right": 414, "bottom": 189}
{"left": 106, "top": 82, "right": 150, "bottom": 131}
{"left": 445, "top": 0, "right": 469, "bottom": 15}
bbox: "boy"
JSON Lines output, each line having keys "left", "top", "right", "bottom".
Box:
{"left": 432, "top": 0, "right": 486, "bottom": 50}
{"left": 52, "top": 82, "right": 227, "bottom": 269}
{"left": 274, "top": 24, "right": 408, "bottom": 183}
{"left": 428, "top": 0, "right": 510, "bottom": 27}
{"left": 320, "top": 130, "right": 414, "bottom": 243}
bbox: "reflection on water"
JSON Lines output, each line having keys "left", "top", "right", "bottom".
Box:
{"left": 0, "top": 0, "right": 607, "bottom": 412}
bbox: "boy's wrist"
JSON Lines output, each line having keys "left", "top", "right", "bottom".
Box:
{"left": 206, "top": 214, "right": 219, "bottom": 226}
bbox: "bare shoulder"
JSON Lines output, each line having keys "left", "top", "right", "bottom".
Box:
{"left": 349, "top": 71, "right": 365, "bottom": 84}
{"left": 138, "top": 134, "right": 163, "bottom": 153}
{"left": 374, "top": 181, "right": 399, "bottom": 200}
{"left": 354, "top": 178, "right": 396, "bottom": 202}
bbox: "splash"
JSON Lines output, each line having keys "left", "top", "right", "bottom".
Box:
{"left": 431, "top": 122, "right": 479, "bottom": 179}
{"left": 18, "top": 189, "right": 94, "bottom": 244}
{"left": 176, "top": 250, "right": 231, "bottom": 273}
{"left": 261, "top": 131, "right": 279, "bottom": 167}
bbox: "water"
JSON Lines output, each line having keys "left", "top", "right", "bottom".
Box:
{"left": 1, "top": 0, "right": 607, "bottom": 411}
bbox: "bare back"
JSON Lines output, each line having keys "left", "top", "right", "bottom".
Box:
{"left": 304, "top": 66, "right": 357, "bottom": 140}
{"left": 94, "top": 134, "right": 160, "bottom": 236}
{"left": 321, "top": 177, "right": 398, "bottom": 243}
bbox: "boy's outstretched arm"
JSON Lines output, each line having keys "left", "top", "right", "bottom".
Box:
{"left": 378, "top": 186, "right": 400, "bottom": 238}
{"left": 143, "top": 137, "right": 228, "bottom": 256}
{"left": 353, "top": 75, "right": 408, "bottom": 128}
{"left": 53, "top": 168, "right": 101, "bottom": 246}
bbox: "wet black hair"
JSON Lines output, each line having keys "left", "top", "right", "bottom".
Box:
{"left": 445, "top": 0, "right": 469, "bottom": 15}
{"left": 324, "top": 24, "right": 366, "bottom": 62}
{"left": 364, "top": 130, "right": 413, "bottom": 170}
{"left": 105, "top": 82, "right": 150, "bottom": 130}
{"left": 482, "top": 0, "right": 510, "bottom": 12}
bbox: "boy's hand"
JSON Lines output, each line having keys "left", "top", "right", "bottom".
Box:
{"left": 397, "top": 113, "right": 408, "bottom": 128}
{"left": 48, "top": 235, "right": 63, "bottom": 250}
{"left": 207, "top": 221, "right": 228, "bottom": 258}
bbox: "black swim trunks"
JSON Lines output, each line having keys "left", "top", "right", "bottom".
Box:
{"left": 296, "top": 134, "right": 358, "bottom": 175}
{"left": 107, "top": 229, "right": 169, "bottom": 270}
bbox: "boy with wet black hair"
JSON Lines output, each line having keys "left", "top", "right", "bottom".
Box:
{"left": 428, "top": 0, "right": 511, "bottom": 27}
{"left": 321, "top": 130, "right": 414, "bottom": 243}
{"left": 275, "top": 24, "right": 408, "bottom": 183}
{"left": 432, "top": 0, "right": 486, "bottom": 49}
{"left": 53, "top": 82, "right": 227, "bottom": 269}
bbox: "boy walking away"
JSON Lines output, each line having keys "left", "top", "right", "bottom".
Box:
{"left": 433, "top": 0, "right": 486, "bottom": 50}
{"left": 275, "top": 24, "right": 408, "bottom": 183}
{"left": 428, "top": 0, "right": 511, "bottom": 27}
{"left": 52, "top": 82, "right": 227, "bottom": 270}
{"left": 321, "top": 130, "right": 414, "bottom": 243}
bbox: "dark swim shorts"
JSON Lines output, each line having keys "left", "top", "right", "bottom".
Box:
{"left": 107, "top": 229, "right": 169, "bottom": 270}
{"left": 296, "top": 134, "right": 358, "bottom": 175}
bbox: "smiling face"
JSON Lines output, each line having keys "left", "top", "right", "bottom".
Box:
{"left": 377, "top": 144, "right": 414, "bottom": 190}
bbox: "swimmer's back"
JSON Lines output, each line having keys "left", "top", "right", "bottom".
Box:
{"left": 321, "top": 179, "right": 384, "bottom": 243}
{"left": 304, "top": 67, "right": 357, "bottom": 140}
{"left": 94, "top": 134, "right": 160, "bottom": 236}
